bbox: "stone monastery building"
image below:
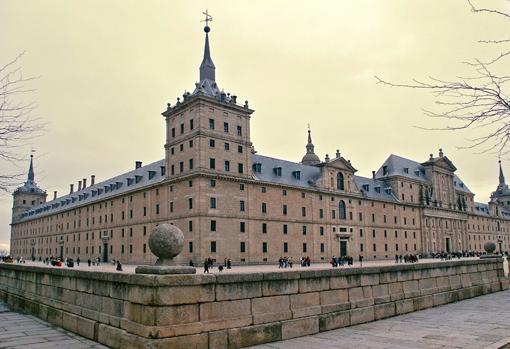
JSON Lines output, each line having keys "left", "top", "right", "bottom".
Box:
{"left": 10, "top": 22, "right": 510, "bottom": 265}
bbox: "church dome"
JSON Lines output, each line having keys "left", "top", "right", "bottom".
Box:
{"left": 301, "top": 152, "right": 321, "bottom": 166}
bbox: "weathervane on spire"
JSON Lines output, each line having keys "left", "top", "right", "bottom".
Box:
{"left": 202, "top": 10, "right": 213, "bottom": 32}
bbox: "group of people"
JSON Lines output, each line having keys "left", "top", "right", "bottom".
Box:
{"left": 278, "top": 256, "right": 294, "bottom": 268}
{"left": 300, "top": 256, "right": 312, "bottom": 267}
{"left": 395, "top": 254, "right": 419, "bottom": 263}
{"left": 330, "top": 255, "right": 355, "bottom": 267}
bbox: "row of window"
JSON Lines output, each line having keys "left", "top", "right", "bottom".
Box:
{"left": 170, "top": 119, "right": 243, "bottom": 137}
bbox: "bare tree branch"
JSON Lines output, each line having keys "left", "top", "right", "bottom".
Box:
{"left": 376, "top": 0, "right": 510, "bottom": 156}
{"left": 0, "top": 53, "right": 44, "bottom": 192}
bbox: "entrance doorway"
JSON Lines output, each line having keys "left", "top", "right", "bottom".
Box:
{"left": 102, "top": 243, "right": 108, "bottom": 263}
{"left": 445, "top": 237, "right": 452, "bottom": 253}
{"left": 340, "top": 240, "right": 348, "bottom": 257}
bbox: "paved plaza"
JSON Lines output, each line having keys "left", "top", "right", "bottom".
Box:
{"left": 247, "top": 290, "right": 510, "bottom": 349}
{"left": 9, "top": 256, "right": 509, "bottom": 276}
{"left": 0, "top": 302, "right": 107, "bottom": 349}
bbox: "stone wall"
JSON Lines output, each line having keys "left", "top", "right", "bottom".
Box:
{"left": 0, "top": 259, "right": 508, "bottom": 349}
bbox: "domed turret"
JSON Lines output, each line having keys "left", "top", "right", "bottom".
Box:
{"left": 301, "top": 128, "right": 321, "bottom": 166}
{"left": 12, "top": 155, "right": 46, "bottom": 222}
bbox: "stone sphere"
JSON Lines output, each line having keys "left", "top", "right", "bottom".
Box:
{"left": 204, "top": 25, "right": 210, "bottom": 33}
{"left": 484, "top": 241, "right": 496, "bottom": 254}
{"left": 148, "top": 224, "right": 184, "bottom": 259}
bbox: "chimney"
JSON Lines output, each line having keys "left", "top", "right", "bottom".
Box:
{"left": 78, "top": 180, "right": 82, "bottom": 191}
{"left": 53, "top": 191, "right": 57, "bottom": 200}
{"left": 70, "top": 184, "right": 74, "bottom": 194}
{"left": 135, "top": 161, "right": 142, "bottom": 169}
{"left": 336, "top": 149, "right": 340, "bottom": 158}
{"left": 91, "top": 175, "right": 95, "bottom": 186}
{"left": 372, "top": 171, "right": 376, "bottom": 180}
{"left": 231, "top": 95, "right": 237, "bottom": 104}
{"left": 82, "top": 178, "right": 87, "bottom": 189}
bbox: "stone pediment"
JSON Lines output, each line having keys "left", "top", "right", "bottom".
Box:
{"left": 421, "top": 156, "right": 457, "bottom": 173}
{"left": 319, "top": 157, "right": 357, "bottom": 173}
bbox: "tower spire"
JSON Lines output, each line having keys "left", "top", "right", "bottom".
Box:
{"left": 199, "top": 10, "right": 215, "bottom": 82}
{"left": 301, "top": 125, "right": 321, "bottom": 166}
{"left": 499, "top": 160, "right": 505, "bottom": 185}
{"left": 28, "top": 154, "right": 34, "bottom": 183}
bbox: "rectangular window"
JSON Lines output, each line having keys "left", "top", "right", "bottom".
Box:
{"left": 359, "top": 212, "right": 363, "bottom": 221}
{"left": 189, "top": 119, "right": 194, "bottom": 130}
{"left": 320, "top": 226, "right": 324, "bottom": 235}
{"left": 360, "top": 243, "right": 364, "bottom": 252}
{"left": 283, "top": 205, "right": 287, "bottom": 215}
{"left": 240, "top": 242, "right": 246, "bottom": 253}
{"left": 302, "top": 207, "right": 306, "bottom": 217}
{"left": 189, "top": 158, "right": 194, "bottom": 170}
{"left": 179, "top": 161, "right": 184, "bottom": 173}
{"left": 210, "top": 179, "right": 216, "bottom": 187}
{"left": 211, "top": 220, "right": 217, "bottom": 231}
{"left": 171, "top": 128, "right": 175, "bottom": 137}
{"left": 188, "top": 198, "right": 193, "bottom": 209}
{"left": 209, "top": 139, "right": 215, "bottom": 147}
{"left": 238, "top": 163, "right": 244, "bottom": 174}
{"left": 320, "top": 243, "right": 325, "bottom": 253}
{"left": 188, "top": 220, "right": 193, "bottom": 232}
{"left": 170, "top": 201, "right": 174, "bottom": 212}
{"left": 209, "top": 118, "right": 215, "bottom": 129}
{"left": 210, "top": 197, "right": 217, "bottom": 209}
{"left": 283, "top": 242, "right": 288, "bottom": 253}
{"left": 262, "top": 203, "right": 267, "bottom": 213}
{"left": 224, "top": 161, "right": 230, "bottom": 171}
{"left": 237, "top": 126, "right": 242, "bottom": 136}
{"left": 262, "top": 242, "right": 268, "bottom": 253}
{"left": 283, "top": 224, "right": 288, "bottom": 234}
{"left": 240, "top": 221, "right": 245, "bottom": 232}
{"left": 240, "top": 200, "right": 245, "bottom": 212}
{"left": 180, "top": 123, "right": 184, "bottom": 134}
{"left": 302, "top": 243, "right": 307, "bottom": 253}
{"left": 238, "top": 145, "right": 243, "bottom": 153}
{"left": 240, "top": 184, "right": 245, "bottom": 191}
{"left": 302, "top": 225, "right": 307, "bottom": 235}
{"left": 156, "top": 204, "right": 160, "bottom": 215}
{"left": 319, "top": 209, "right": 324, "bottom": 219}
{"left": 224, "top": 142, "right": 230, "bottom": 151}
{"left": 210, "top": 241, "right": 216, "bottom": 253}
{"left": 209, "top": 158, "right": 216, "bottom": 169}
{"left": 224, "top": 122, "right": 229, "bottom": 133}
{"left": 189, "top": 241, "right": 193, "bottom": 253}
{"left": 262, "top": 223, "right": 267, "bottom": 233}
{"left": 373, "top": 243, "right": 377, "bottom": 252}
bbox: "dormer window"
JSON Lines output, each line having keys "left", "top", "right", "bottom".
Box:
{"left": 374, "top": 186, "right": 381, "bottom": 193}
{"left": 135, "top": 175, "right": 143, "bottom": 184}
{"left": 148, "top": 170, "right": 156, "bottom": 180}
{"left": 116, "top": 181, "right": 123, "bottom": 189}
{"left": 362, "top": 184, "right": 369, "bottom": 192}
{"left": 252, "top": 163, "right": 262, "bottom": 173}
{"left": 273, "top": 167, "right": 282, "bottom": 177}
{"left": 292, "top": 170, "right": 301, "bottom": 180}
{"left": 382, "top": 166, "right": 388, "bottom": 176}
{"left": 385, "top": 187, "right": 392, "bottom": 195}
{"left": 127, "top": 178, "right": 134, "bottom": 186}
{"left": 403, "top": 168, "right": 409, "bottom": 174}
{"left": 160, "top": 166, "right": 166, "bottom": 176}
{"left": 104, "top": 185, "right": 110, "bottom": 193}
{"left": 414, "top": 170, "right": 420, "bottom": 176}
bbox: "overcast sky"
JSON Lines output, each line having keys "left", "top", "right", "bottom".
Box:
{"left": 1, "top": 0, "right": 509, "bottom": 252}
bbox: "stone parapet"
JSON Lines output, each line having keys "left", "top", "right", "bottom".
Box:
{"left": 0, "top": 259, "right": 507, "bottom": 349}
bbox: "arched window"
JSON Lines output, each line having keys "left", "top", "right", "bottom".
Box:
{"left": 339, "top": 200, "right": 346, "bottom": 220}
{"left": 337, "top": 172, "right": 344, "bottom": 191}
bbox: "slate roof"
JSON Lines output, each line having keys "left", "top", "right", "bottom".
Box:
{"left": 375, "top": 154, "right": 472, "bottom": 194}
{"left": 18, "top": 159, "right": 166, "bottom": 222}
{"left": 252, "top": 154, "right": 398, "bottom": 202}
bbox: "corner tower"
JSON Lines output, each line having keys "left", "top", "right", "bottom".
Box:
{"left": 12, "top": 154, "right": 47, "bottom": 223}
{"left": 162, "top": 14, "right": 254, "bottom": 180}
{"left": 490, "top": 160, "right": 510, "bottom": 209}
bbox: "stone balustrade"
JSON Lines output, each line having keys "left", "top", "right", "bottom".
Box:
{"left": 0, "top": 259, "right": 508, "bottom": 349}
